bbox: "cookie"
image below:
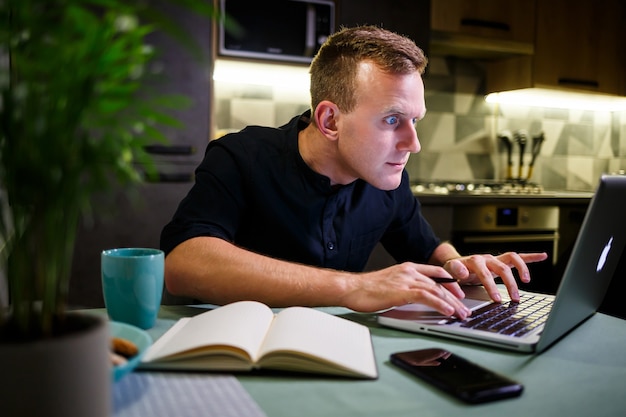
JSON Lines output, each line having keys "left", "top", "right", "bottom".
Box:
{"left": 111, "top": 337, "right": 139, "bottom": 358}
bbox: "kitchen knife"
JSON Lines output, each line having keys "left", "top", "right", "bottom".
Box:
{"left": 498, "top": 131, "right": 513, "bottom": 180}
{"left": 526, "top": 132, "right": 545, "bottom": 180}
{"left": 514, "top": 130, "right": 528, "bottom": 180}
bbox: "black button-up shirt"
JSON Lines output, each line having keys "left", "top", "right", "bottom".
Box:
{"left": 161, "top": 112, "right": 440, "bottom": 272}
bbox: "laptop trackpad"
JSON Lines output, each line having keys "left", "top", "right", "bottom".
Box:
{"left": 381, "top": 290, "right": 492, "bottom": 322}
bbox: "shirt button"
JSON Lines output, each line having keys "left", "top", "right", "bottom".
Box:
{"left": 327, "top": 242, "right": 335, "bottom": 250}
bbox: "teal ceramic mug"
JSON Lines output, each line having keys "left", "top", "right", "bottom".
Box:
{"left": 101, "top": 248, "right": 164, "bottom": 329}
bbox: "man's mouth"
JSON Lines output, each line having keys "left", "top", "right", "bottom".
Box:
{"left": 388, "top": 159, "right": 408, "bottom": 167}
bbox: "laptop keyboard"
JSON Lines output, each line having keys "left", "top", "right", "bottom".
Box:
{"left": 450, "top": 293, "right": 554, "bottom": 337}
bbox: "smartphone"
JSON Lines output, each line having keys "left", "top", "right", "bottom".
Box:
{"left": 390, "top": 348, "right": 523, "bottom": 404}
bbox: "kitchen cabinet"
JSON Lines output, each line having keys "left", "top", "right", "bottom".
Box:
{"left": 429, "top": 0, "right": 535, "bottom": 58}
{"left": 336, "top": 0, "right": 430, "bottom": 54}
{"left": 487, "top": 0, "right": 626, "bottom": 95}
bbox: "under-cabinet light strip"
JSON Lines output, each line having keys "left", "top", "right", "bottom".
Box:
{"left": 485, "top": 89, "right": 626, "bottom": 112}
{"left": 213, "top": 59, "right": 310, "bottom": 90}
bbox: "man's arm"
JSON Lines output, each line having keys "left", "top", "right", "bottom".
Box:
{"left": 165, "top": 236, "right": 351, "bottom": 308}
{"left": 164, "top": 236, "right": 472, "bottom": 318}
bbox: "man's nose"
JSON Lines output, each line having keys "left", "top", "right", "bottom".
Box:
{"left": 401, "top": 123, "right": 421, "bottom": 153}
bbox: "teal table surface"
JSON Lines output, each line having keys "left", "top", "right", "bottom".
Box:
{"left": 139, "top": 304, "right": 626, "bottom": 417}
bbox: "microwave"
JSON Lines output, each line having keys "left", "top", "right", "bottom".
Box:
{"left": 219, "top": 0, "right": 335, "bottom": 63}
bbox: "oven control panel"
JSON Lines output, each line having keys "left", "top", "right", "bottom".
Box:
{"left": 452, "top": 205, "right": 559, "bottom": 231}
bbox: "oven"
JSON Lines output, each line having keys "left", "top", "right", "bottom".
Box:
{"left": 450, "top": 205, "right": 559, "bottom": 294}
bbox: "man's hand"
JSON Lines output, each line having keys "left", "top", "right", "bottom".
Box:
{"left": 444, "top": 251, "right": 549, "bottom": 302}
{"left": 342, "top": 263, "right": 471, "bottom": 319}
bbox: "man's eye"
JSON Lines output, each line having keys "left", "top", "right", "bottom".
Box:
{"left": 384, "top": 116, "right": 399, "bottom": 125}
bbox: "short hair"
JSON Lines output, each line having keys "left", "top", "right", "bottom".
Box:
{"left": 309, "top": 25, "right": 428, "bottom": 115}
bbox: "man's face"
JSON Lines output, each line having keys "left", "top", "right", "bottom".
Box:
{"left": 334, "top": 61, "right": 425, "bottom": 190}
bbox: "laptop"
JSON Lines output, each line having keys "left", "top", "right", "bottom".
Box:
{"left": 378, "top": 174, "right": 626, "bottom": 353}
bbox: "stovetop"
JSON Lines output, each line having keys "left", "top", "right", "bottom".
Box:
{"left": 412, "top": 179, "right": 544, "bottom": 195}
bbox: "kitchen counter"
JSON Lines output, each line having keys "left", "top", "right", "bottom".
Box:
{"left": 414, "top": 190, "right": 593, "bottom": 206}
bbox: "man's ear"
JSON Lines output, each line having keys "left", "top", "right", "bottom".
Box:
{"left": 314, "top": 101, "right": 340, "bottom": 140}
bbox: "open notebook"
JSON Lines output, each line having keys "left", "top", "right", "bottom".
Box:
{"left": 379, "top": 175, "right": 626, "bottom": 353}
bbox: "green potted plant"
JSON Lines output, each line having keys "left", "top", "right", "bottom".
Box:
{"left": 0, "top": 1, "right": 216, "bottom": 415}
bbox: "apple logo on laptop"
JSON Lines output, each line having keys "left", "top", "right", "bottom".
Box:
{"left": 596, "top": 236, "right": 614, "bottom": 272}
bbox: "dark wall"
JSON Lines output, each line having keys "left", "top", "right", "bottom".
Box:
{"left": 69, "top": 2, "right": 213, "bottom": 308}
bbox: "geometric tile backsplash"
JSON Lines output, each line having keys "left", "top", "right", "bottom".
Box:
{"left": 415, "top": 57, "right": 625, "bottom": 191}
{"left": 214, "top": 57, "right": 626, "bottom": 192}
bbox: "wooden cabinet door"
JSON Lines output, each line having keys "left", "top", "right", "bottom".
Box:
{"left": 533, "top": 0, "right": 624, "bottom": 95}
{"left": 430, "top": 0, "right": 535, "bottom": 43}
{"left": 336, "top": 0, "right": 430, "bottom": 52}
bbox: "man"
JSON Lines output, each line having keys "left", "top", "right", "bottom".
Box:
{"left": 161, "top": 26, "right": 547, "bottom": 319}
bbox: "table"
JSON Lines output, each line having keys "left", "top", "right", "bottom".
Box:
{"left": 137, "top": 304, "right": 626, "bottom": 417}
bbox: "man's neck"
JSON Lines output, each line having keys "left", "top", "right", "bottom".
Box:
{"left": 298, "top": 125, "right": 355, "bottom": 187}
